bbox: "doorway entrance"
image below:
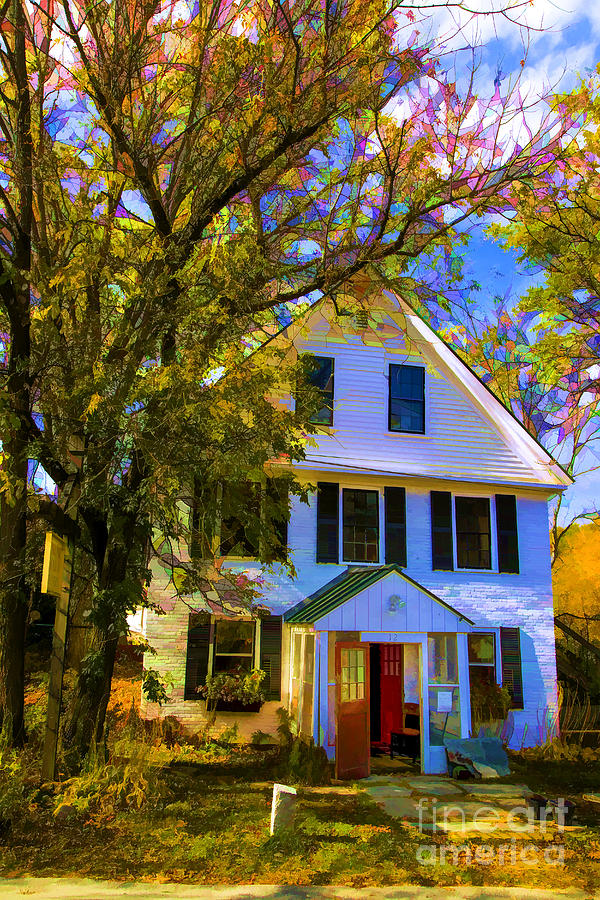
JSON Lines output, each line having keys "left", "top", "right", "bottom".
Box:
{"left": 334, "top": 639, "right": 424, "bottom": 779}
{"left": 369, "top": 642, "right": 422, "bottom": 772}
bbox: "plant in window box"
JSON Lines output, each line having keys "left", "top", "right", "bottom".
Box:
{"left": 470, "top": 677, "right": 512, "bottom": 735}
{"left": 198, "top": 667, "right": 266, "bottom": 712}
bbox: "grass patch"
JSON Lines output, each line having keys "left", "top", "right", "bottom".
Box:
{"left": 6, "top": 653, "right": 600, "bottom": 888}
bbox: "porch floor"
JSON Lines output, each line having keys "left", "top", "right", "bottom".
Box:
{"left": 360, "top": 774, "right": 554, "bottom": 837}
{"left": 369, "top": 754, "right": 420, "bottom": 777}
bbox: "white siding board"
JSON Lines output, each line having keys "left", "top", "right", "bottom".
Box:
{"left": 294, "top": 334, "right": 550, "bottom": 485}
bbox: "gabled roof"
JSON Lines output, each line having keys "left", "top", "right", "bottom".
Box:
{"left": 284, "top": 564, "right": 474, "bottom": 625}
{"left": 391, "top": 294, "right": 572, "bottom": 488}
{"left": 254, "top": 288, "right": 572, "bottom": 489}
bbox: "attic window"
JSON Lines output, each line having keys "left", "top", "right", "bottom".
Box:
{"left": 304, "top": 355, "right": 334, "bottom": 426}
{"left": 389, "top": 364, "right": 425, "bottom": 434}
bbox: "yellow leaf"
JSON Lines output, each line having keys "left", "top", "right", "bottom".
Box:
{"left": 82, "top": 393, "right": 102, "bottom": 419}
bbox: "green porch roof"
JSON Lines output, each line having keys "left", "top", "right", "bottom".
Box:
{"left": 284, "top": 564, "right": 474, "bottom": 625}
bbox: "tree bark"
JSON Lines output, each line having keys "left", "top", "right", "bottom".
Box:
{"left": 62, "top": 540, "right": 128, "bottom": 760}
{"left": 0, "top": 0, "right": 35, "bottom": 746}
{"left": 0, "top": 486, "right": 28, "bottom": 745}
{"left": 63, "top": 447, "right": 147, "bottom": 761}
{"left": 0, "top": 340, "right": 30, "bottom": 746}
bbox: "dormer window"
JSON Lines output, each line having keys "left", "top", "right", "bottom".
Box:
{"left": 389, "top": 364, "right": 425, "bottom": 434}
{"left": 304, "top": 356, "right": 335, "bottom": 426}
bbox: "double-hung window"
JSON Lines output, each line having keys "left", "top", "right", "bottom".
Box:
{"left": 455, "top": 497, "right": 491, "bottom": 570}
{"left": 317, "top": 484, "right": 406, "bottom": 565}
{"left": 432, "top": 492, "right": 515, "bottom": 572}
{"left": 185, "top": 613, "right": 284, "bottom": 702}
{"left": 303, "top": 355, "right": 335, "bottom": 426}
{"left": 212, "top": 619, "right": 256, "bottom": 673}
{"left": 468, "top": 633, "right": 496, "bottom": 690}
{"left": 389, "top": 364, "right": 425, "bottom": 433}
{"left": 342, "top": 489, "right": 379, "bottom": 563}
{"left": 190, "top": 479, "right": 288, "bottom": 561}
{"left": 220, "top": 482, "right": 261, "bottom": 558}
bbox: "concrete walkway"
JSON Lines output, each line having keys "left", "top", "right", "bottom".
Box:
{"left": 361, "top": 774, "right": 543, "bottom": 836}
{"left": 0, "top": 879, "right": 597, "bottom": 899}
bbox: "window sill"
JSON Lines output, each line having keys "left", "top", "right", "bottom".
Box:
{"left": 222, "top": 556, "right": 260, "bottom": 562}
{"left": 388, "top": 430, "right": 430, "bottom": 438}
{"left": 209, "top": 699, "right": 263, "bottom": 713}
{"left": 433, "top": 568, "right": 503, "bottom": 575}
{"left": 342, "top": 560, "right": 381, "bottom": 566}
{"left": 456, "top": 568, "right": 498, "bottom": 575}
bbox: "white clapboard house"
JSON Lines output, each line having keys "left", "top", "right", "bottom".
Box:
{"left": 139, "top": 293, "right": 571, "bottom": 776}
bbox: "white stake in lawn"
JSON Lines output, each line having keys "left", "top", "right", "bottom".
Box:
{"left": 270, "top": 783, "right": 297, "bottom": 835}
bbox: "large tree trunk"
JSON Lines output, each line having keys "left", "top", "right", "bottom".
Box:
{"left": 65, "top": 550, "right": 95, "bottom": 671}
{"left": 0, "top": 0, "right": 34, "bottom": 747}
{"left": 63, "top": 485, "right": 146, "bottom": 761}
{"left": 0, "top": 477, "right": 28, "bottom": 745}
{"left": 62, "top": 628, "right": 120, "bottom": 760}
{"left": 0, "top": 344, "right": 31, "bottom": 746}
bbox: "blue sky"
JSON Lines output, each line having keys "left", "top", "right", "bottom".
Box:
{"left": 420, "top": 0, "right": 600, "bottom": 524}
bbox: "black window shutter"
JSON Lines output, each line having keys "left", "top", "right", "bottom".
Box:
{"left": 317, "top": 482, "right": 339, "bottom": 563}
{"left": 496, "top": 495, "right": 519, "bottom": 574}
{"left": 260, "top": 615, "right": 282, "bottom": 701}
{"left": 266, "top": 479, "right": 289, "bottom": 563}
{"left": 385, "top": 486, "right": 407, "bottom": 566}
{"left": 190, "top": 478, "right": 216, "bottom": 558}
{"left": 184, "top": 616, "right": 213, "bottom": 700}
{"left": 431, "top": 491, "right": 454, "bottom": 570}
{"left": 500, "top": 626, "right": 524, "bottom": 709}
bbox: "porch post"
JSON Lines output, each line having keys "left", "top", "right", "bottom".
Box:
{"left": 457, "top": 632, "right": 472, "bottom": 739}
{"left": 418, "top": 637, "right": 431, "bottom": 773}
{"left": 317, "top": 631, "right": 328, "bottom": 748}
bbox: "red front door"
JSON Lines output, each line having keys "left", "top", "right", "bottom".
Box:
{"left": 380, "top": 643, "right": 404, "bottom": 746}
{"left": 335, "top": 641, "right": 370, "bottom": 779}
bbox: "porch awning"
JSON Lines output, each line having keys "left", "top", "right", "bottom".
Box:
{"left": 284, "top": 564, "right": 474, "bottom": 626}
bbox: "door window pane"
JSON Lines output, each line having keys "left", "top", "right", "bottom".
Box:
{"left": 340, "top": 647, "right": 366, "bottom": 703}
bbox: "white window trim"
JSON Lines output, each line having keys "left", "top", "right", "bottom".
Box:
{"left": 307, "top": 355, "right": 335, "bottom": 428}
{"left": 386, "top": 359, "right": 431, "bottom": 438}
{"left": 467, "top": 628, "right": 502, "bottom": 687}
{"left": 340, "top": 486, "right": 382, "bottom": 566}
{"left": 207, "top": 616, "right": 261, "bottom": 676}
{"left": 452, "top": 493, "right": 498, "bottom": 573}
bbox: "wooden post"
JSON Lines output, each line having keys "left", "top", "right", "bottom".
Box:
{"left": 41, "top": 436, "right": 83, "bottom": 781}
{"left": 41, "top": 532, "right": 73, "bottom": 782}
